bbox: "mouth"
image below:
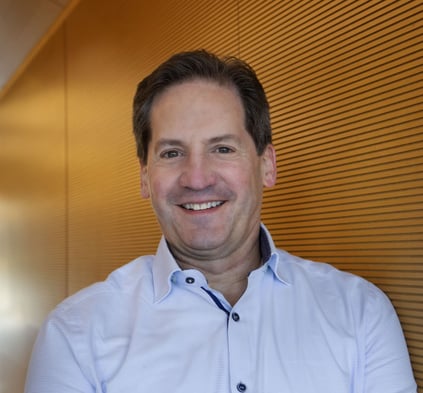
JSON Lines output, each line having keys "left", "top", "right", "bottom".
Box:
{"left": 180, "top": 201, "right": 225, "bottom": 211}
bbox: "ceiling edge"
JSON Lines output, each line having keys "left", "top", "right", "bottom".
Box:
{"left": 0, "top": 0, "right": 81, "bottom": 101}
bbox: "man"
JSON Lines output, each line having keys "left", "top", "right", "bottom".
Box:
{"left": 25, "top": 50, "right": 417, "bottom": 392}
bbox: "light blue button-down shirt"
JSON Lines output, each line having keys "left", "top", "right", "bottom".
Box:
{"left": 25, "top": 226, "right": 417, "bottom": 392}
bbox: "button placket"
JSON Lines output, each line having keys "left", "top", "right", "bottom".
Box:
{"left": 228, "top": 302, "right": 252, "bottom": 393}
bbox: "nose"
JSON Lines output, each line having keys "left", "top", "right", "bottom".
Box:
{"left": 178, "top": 153, "right": 216, "bottom": 190}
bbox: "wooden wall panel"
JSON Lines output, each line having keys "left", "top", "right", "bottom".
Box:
{"left": 239, "top": 0, "right": 423, "bottom": 385}
{"left": 0, "top": 29, "right": 67, "bottom": 393}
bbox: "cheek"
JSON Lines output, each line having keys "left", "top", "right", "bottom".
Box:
{"left": 148, "top": 170, "right": 180, "bottom": 209}
{"left": 240, "top": 161, "right": 262, "bottom": 184}
{"left": 222, "top": 160, "right": 261, "bottom": 184}
{"left": 149, "top": 177, "right": 167, "bottom": 200}
{"left": 230, "top": 166, "right": 263, "bottom": 197}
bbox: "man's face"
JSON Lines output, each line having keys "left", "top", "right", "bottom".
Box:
{"left": 141, "top": 79, "right": 276, "bottom": 262}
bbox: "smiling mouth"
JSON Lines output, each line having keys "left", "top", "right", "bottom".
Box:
{"left": 181, "top": 201, "right": 224, "bottom": 211}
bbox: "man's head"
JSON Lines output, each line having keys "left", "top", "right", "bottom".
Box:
{"left": 133, "top": 50, "right": 272, "bottom": 165}
{"left": 132, "top": 50, "right": 276, "bottom": 265}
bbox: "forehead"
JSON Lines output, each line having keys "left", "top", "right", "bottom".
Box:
{"left": 149, "top": 79, "right": 246, "bottom": 136}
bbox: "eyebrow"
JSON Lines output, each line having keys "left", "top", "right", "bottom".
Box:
{"left": 154, "top": 134, "right": 241, "bottom": 151}
{"left": 208, "top": 134, "right": 241, "bottom": 145}
{"left": 153, "top": 138, "right": 185, "bottom": 153}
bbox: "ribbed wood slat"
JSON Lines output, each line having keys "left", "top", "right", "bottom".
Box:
{"left": 240, "top": 0, "right": 422, "bottom": 385}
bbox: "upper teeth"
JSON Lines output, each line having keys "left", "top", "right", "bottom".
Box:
{"left": 182, "top": 201, "right": 223, "bottom": 211}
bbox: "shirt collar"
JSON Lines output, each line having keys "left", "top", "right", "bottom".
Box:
{"left": 152, "top": 236, "right": 181, "bottom": 302}
{"left": 152, "top": 223, "right": 289, "bottom": 302}
{"left": 259, "top": 224, "right": 291, "bottom": 286}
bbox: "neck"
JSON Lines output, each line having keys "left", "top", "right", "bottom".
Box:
{"left": 175, "top": 241, "right": 262, "bottom": 306}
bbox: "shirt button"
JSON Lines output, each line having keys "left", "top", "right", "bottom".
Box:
{"left": 237, "top": 382, "right": 247, "bottom": 392}
{"left": 231, "top": 312, "right": 240, "bottom": 322}
{"left": 185, "top": 277, "right": 195, "bottom": 284}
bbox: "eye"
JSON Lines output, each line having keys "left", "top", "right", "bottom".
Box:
{"left": 215, "top": 146, "right": 235, "bottom": 154}
{"left": 160, "top": 149, "right": 183, "bottom": 159}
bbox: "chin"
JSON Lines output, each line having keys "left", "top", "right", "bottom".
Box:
{"left": 184, "top": 233, "right": 226, "bottom": 251}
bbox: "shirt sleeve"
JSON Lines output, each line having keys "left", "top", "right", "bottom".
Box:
{"left": 363, "top": 284, "right": 417, "bottom": 393}
{"left": 25, "top": 310, "right": 96, "bottom": 393}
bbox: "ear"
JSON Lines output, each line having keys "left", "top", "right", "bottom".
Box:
{"left": 261, "top": 144, "right": 277, "bottom": 187}
{"left": 140, "top": 162, "right": 150, "bottom": 198}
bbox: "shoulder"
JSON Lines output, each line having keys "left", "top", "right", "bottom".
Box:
{"left": 274, "top": 248, "right": 390, "bottom": 312}
{"left": 50, "top": 255, "right": 155, "bottom": 325}
{"left": 278, "top": 248, "right": 374, "bottom": 285}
